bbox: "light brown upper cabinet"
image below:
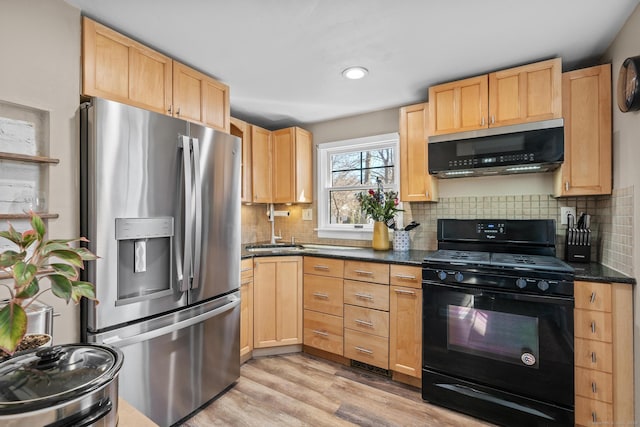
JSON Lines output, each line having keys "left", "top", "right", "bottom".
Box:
{"left": 82, "top": 17, "right": 173, "bottom": 115}
{"left": 231, "top": 118, "right": 253, "bottom": 203}
{"left": 252, "top": 127, "right": 313, "bottom": 205}
{"left": 82, "top": 17, "right": 230, "bottom": 132}
{"left": 428, "top": 58, "right": 562, "bottom": 136}
{"left": 251, "top": 125, "right": 273, "bottom": 204}
{"left": 172, "top": 61, "right": 230, "bottom": 132}
{"left": 399, "top": 103, "right": 437, "bottom": 202}
{"left": 554, "top": 64, "right": 612, "bottom": 197}
{"left": 428, "top": 75, "right": 488, "bottom": 136}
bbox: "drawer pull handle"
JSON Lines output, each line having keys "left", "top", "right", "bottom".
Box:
{"left": 240, "top": 279, "right": 252, "bottom": 286}
{"left": 592, "top": 412, "right": 597, "bottom": 422}
{"left": 354, "top": 269, "right": 374, "bottom": 276}
{"left": 591, "top": 321, "right": 596, "bottom": 334}
{"left": 355, "top": 346, "right": 373, "bottom": 355}
{"left": 241, "top": 267, "right": 252, "bottom": 273}
{"left": 590, "top": 292, "right": 596, "bottom": 303}
{"left": 313, "top": 292, "right": 329, "bottom": 299}
{"left": 591, "top": 351, "right": 597, "bottom": 363}
{"left": 393, "top": 274, "right": 416, "bottom": 280}
{"left": 592, "top": 382, "right": 597, "bottom": 393}
{"left": 312, "top": 330, "right": 329, "bottom": 337}
{"left": 355, "top": 319, "right": 374, "bottom": 327}
{"left": 394, "top": 289, "right": 416, "bottom": 295}
{"left": 313, "top": 265, "right": 330, "bottom": 271}
{"left": 355, "top": 292, "right": 374, "bottom": 300}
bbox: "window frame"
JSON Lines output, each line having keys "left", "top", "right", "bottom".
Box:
{"left": 316, "top": 132, "right": 400, "bottom": 240}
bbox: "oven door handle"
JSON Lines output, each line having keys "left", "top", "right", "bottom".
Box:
{"left": 423, "top": 282, "right": 574, "bottom": 305}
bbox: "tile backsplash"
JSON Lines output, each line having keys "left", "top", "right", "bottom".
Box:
{"left": 242, "top": 188, "right": 634, "bottom": 276}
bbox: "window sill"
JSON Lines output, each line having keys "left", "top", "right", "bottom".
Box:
{"left": 317, "top": 227, "right": 372, "bottom": 241}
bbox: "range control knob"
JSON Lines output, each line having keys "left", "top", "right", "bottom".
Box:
{"left": 537, "top": 280, "right": 550, "bottom": 291}
{"left": 437, "top": 271, "right": 447, "bottom": 281}
{"left": 515, "top": 278, "right": 527, "bottom": 289}
{"left": 454, "top": 272, "right": 464, "bottom": 282}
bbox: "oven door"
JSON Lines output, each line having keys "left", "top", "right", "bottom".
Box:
{"left": 423, "top": 282, "right": 574, "bottom": 407}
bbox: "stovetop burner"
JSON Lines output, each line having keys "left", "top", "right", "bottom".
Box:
{"left": 424, "top": 250, "right": 573, "bottom": 273}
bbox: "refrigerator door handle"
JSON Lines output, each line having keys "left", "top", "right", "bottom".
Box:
{"left": 191, "top": 137, "right": 203, "bottom": 289}
{"left": 103, "top": 297, "right": 240, "bottom": 348}
{"left": 178, "top": 135, "right": 193, "bottom": 292}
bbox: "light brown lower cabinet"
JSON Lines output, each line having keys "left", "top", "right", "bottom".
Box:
{"left": 253, "top": 256, "right": 302, "bottom": 348}
{"left": 574, "top": 281, "right": 633, "bottom": 426}
{"left": 239, "top": 258, "right": 253, "bottom": 361}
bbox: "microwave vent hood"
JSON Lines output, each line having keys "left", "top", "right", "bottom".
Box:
{"left": 428, "top": 118, "right": 564, "bottom": 178}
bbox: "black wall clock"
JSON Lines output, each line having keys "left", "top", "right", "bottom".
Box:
{"left": 617, "top": 55, "right": 640, "bottom": 112}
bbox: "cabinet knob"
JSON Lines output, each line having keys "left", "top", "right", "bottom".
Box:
{"left": 565, "top": 182, "right": 570, "bottom": 192}
{"left": 592, "top": 382, "right": 597, "bottom": 393}
{"left": 355, "top": 346, "right": 373, "bottom": 355}
{"left": 176, "top": 107, "right": 181, "bottom": 116}
{"left": 592, "top": 412, "right": 597, "bottom": 422}
{"left": 591, "top": 351, "right": 597, "bottom": 363}
{"left": 481, "top": 117, "right": 485, "bottom": 126}
{"left": 590, "top": 292, "right": 596, "bottom": 303}
{"left": 168, "top": 105, "right": 172, "bottom": 114}
{"left": 591, "top": 321, "right": 597, "bottom": 334}
{"left": 491, "top": 115, "right": 495, "bottom": 124}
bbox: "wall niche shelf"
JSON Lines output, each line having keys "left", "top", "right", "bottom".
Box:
{"left": 0, "top": 152, "right": 59, "bottom": 164}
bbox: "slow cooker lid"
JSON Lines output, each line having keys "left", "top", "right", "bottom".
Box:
{"left": 0, "top": 344, "right": 119, "bottom": 409}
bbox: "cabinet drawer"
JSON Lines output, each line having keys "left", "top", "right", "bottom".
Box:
{"left": 241, "top": 258, "right": 253, "bottom": 281}
{"left": 304, "top": 257, "right": 344, "bottom": 278}
{"left": 575, "top": 282, "right": 611, "bottom": 312}
{"left": 344, "top": 260, "right": 389, "bottom": 285}
{"left": 344, "top": 329, "right": 389, "bottom": 370}
{"left": 575, "top": 338, "right": 612, "bottom": 373}
{"left": 575, "top": 366, "right": 612, "bottom": 403}
{"left": 575, "top": 309, "right": 612, "bottom": 342}
{"left": 344, "top": 280, "right": 389, "bottom": 311}
{"left": 304, "top": 274, "right": 343, "bottom": 317}
{"left": 344, "top": 305, "right": 389, "bottom": 338}
{"left": 389, "top": 265, "right": 421, "bottom": 289}
{"left": 303, "top": 310, "right": 343, "bottom": 356}
{"left": 575, "top": 395, "right": 613, "bottom": 426}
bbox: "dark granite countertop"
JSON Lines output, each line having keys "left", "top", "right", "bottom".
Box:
{"left": 242, "top": 243, "right": 635, "bottom": 285}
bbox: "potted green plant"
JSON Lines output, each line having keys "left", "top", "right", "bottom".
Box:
{"left": 0, "top": 212, "right": 97, "bottom": 356}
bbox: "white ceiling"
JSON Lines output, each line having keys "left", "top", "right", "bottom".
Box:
{"left": 65, "top": 0, "right": 639, "bottom": 129}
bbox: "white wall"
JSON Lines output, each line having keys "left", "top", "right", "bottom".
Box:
{"left": 0, "top": 0, "right": 81, "bottom": 344}
{"left": 602, "top": 2, "right": 640, "bottom": 420}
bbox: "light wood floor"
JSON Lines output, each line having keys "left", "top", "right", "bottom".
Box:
{"left": 180, "top": 353, "right": 495, "bottom": 427}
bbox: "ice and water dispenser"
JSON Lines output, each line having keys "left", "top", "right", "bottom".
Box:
{"left": 115, "top": 217, "right": 174, "bottom": 305}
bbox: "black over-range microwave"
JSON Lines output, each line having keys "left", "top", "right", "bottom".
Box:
{"left": 427, "top": 118, "right": 564, "bottom": 178}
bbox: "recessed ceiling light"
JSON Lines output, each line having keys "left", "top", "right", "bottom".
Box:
{"left": 342, "top": 66, "right": 368, "bottom": 80}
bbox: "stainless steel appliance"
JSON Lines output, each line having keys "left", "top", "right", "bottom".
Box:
{"left": 79, "top": 98, "right": 241, "bottom": 426}
{"left": 428, "top": 118, "right": 564, "bottom": 178}
{"left": 422, "top": 219, "right": 575, "bottom": 427}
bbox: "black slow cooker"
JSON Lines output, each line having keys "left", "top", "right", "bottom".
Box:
{"left": 0, "top": 344, "right": 123, "bottom": 427}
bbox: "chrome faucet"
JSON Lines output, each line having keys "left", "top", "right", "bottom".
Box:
{"left": 267, "top": 204, "right": 289, "bottom": 244}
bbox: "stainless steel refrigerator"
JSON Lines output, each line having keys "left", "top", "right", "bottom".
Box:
{"left": 79, "top": 97, "right": 241, "bottom": 427}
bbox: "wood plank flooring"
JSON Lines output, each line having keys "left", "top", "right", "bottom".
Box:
{"left": 180, "top": 353, "right": 495, "bottom": 426}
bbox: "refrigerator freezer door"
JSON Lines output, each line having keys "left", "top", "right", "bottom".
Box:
{"left": 88, "top": 292, "right": 241, "bottom": 426}
{"left": 188, "top": 124, "right": 241, "bottom": 304}
{"left": 81, "top": 98, "right": 190, "bottom": 331}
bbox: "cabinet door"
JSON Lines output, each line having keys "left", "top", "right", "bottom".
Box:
{"left": 251, "top": 125, "right": 273, "bottom": 203}
{"left": 488, "top": 58, "right": 561, "bottom": 127}
{"left": 239, "top": 260, "right": 253, "bottom": 359}
{"left": 294, "top": 127, "right": 313, "bottom": 203}
{"left": 555, "top": 64, "right": 612, "bottom": 196}
{"left": 172, "top": 61, "right": 230, "bottom": 132}
{"left": 271, "top": 128, "right": 295, "bottom": 203}
{"left": 231, "top": 118, "right": 253, "bottom": 203}
{"left": 428, "top": 75, "right": 488, "bottom": 136}
{"left": 389, "top": 285, "right": 422, "bottom": 378}
{"left": 82, "top": 17, "right": 172, "bottom": 115}
{"left": 399, "top": 103, "right": 437, "bottom": 202}
{"left": 253, "top": 257, "right": 302, "bottom": 348}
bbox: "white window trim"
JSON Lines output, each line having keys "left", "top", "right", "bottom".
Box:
{"left": 316, "top": 132, "right": 400, "bottom": 240}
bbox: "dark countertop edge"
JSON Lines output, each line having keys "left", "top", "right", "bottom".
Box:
{"left": 242, "top": 244, "right": 636, "bottom": 285}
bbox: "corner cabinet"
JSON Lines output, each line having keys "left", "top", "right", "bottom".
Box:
{"left": 251, "top": 126, "right": 313, "bottom": 204}
{"left": 574, "top": 281, "right": 633, "bottom": 426}
{"left": 82, "top": 17, "right": 230, "bottom": 132}
{"left": 428, "top": 58, "right": 561, "bottom": 136}
{"left": 399, "top": 103, "right": 437, "bottom": 202}
{"left": 253, "top": 256, "right": 303, "bottom": 348}
{"left": 554, "top": 64, "right": 612, "bottom": 197}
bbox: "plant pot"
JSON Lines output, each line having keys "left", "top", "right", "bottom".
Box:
{"left": 372, "top": 221, "right": 390, "bottom": 251}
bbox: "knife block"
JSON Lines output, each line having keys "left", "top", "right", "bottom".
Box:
{"left": 565, "top": 228, "right": 591, "bottom": 263}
